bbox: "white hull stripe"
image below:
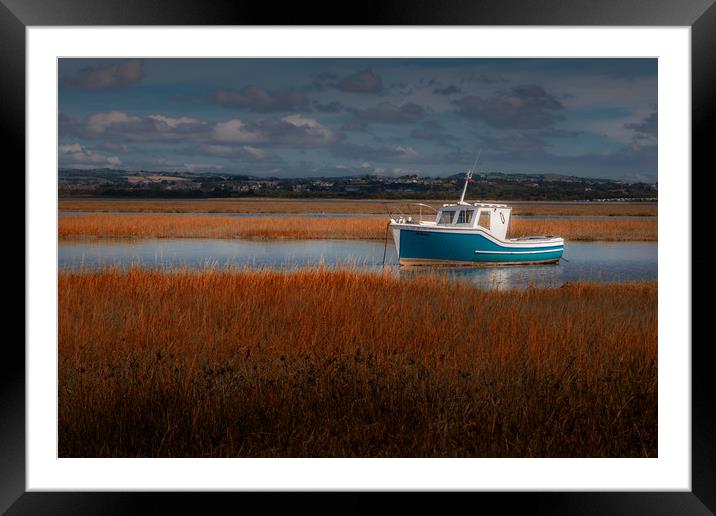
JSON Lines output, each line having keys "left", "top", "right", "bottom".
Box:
{"left": 474, "top": 248, "right": 564, "bottom": 255}
{"left": 391, "top": 224, "right": 563, "bottom": 248}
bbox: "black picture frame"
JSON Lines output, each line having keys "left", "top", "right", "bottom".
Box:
{"left": 5, "top": 1, "right": 713, "bottom": 514}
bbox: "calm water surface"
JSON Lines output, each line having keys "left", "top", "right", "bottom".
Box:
{"left": 59, "top": 238, "right": 657, "bottom": 290}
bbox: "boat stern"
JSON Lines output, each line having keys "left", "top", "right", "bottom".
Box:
{"left": 389, "top": 222, "right": 401, "bottom": 256}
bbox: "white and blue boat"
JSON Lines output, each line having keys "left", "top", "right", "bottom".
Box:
{"left": 388, "top": 169, "right": 564, "bottom": 266}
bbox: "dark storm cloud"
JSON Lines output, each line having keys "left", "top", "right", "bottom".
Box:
{"left": 480, "top": 132, "right": 552, "bottom": 153}
{"left": 337, "top": 69, "right": 383, "bottom": 93}
{"left": 351, "top": 102, "right": 424, "bottom": 124}
{"left": 310, "top": 71, "right": 338, "bottom": 89}
{"left": 315, "top": 71, "right": 338, "bottom": 82}
{"left": 480, "top": 128, "right": 580, "bottom": 153}
{"left": 453, "top": 84, "right": 564, "bottom": 129}
{"left": 389, "top": 82, "right": 413, "bottom": 95}
{"left": 330, "top": 145, "right": 485, "bottom": 168}
{"left": 422, "top": 120, "right": 443, "bottom": 130}
{"left": 482, "top": 140, "right": 657, "bottom": 181}
{"left": 193, "top": 144, "right": 274, "bottom": 161}
{"left": 410, "top": 120, "right": 457, "bottom": 144}
{"left": 59, "top": 113, "right": 77, "bottom": 138}
{"left": 330, "top": 142, "right": 419, "bottom": 162}
{"left": 625, "top": 112, "right": 657, "bottom": 138}
{"left": 312, "top": 100, "right": 344, "bottom": 113}
{"left": 213, "top": 86, "right": 310, "bottom": 112}
{"left": 596, "top": 143, "right": 657, "bottom": 178}
{"left": 341, "top": 120, "right": 368, "bottom": 132}
{"left": 459, "top": 73, "right": 509, "bottom": 85}
{"left": 432, "top": 85, "right": 462, "bottom": 95}
{"left": 62, "top": 59, "right": 144, "bottom": 90}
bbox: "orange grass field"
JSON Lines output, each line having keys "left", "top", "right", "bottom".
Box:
{"left": 59, "top": 268, "right": 657, "bottom": 457}
{"left": 59, "top": 198, "right": 658, "bottom": 217}
{"left": 58, "top": 214, "right": 657, "bottom": 241}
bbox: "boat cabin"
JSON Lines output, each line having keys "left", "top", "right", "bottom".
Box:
{"left": 434, "top": 203, "right": 512, "bottom": 240}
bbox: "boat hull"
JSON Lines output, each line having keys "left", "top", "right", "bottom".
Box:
{"left": 392, "top": 226, "right": 563, "bottom": 266}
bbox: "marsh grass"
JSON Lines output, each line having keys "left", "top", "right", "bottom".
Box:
{"left": 58, "top": 214, "right": 657, "bottom": 241}
{"left": 59, "top": 267, "right": 657, "bottom": 457}
{"left": 509, "top": 218, "right": 657, "bottom": 241}
{"left": 59, "top": 199, "right": 658, "bottom": 217}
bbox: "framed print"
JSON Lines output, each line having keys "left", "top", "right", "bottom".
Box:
{"left": 6, "top": 0, "right": 714, "bottom": 513}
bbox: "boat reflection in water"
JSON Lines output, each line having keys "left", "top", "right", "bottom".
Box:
{"left": 397, "top": 262, "right": 562, "bottom": 291}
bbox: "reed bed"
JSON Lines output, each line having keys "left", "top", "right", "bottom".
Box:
{"left": 509, "top": 218, "right": 657, "bottom": 241}
{"left": 58, "top": 213, "right": 657, "bottom": 241}
{"left": 58, "top": 214, "right": 386, "bottom": 240}
{"left": 516, "top": 204, "right": 657, "bottom": 217}
{"left": 59, "top": 198, "right": 658, "bottom": 217}
{"left": 59, "top": 267, "right": 657, "bottom": 457}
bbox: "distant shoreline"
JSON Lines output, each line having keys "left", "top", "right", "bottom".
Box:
{"left": 58, "top": 169, "right": 658, "bottom": 202}
{"left": 58, "top": 196, "right": 659, "bottom": 206}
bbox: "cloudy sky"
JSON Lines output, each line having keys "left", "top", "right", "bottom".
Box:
{"left": 58, "top": 58, "right": 657, "bottom": 181}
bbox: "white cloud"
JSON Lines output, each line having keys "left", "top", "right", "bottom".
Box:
{"left": 395, "top": 145, "right": 419, "bottom": 160}
{"left": 212, "top": 119, "right": 266, "bottom": 144}
{"left": 59, "top": 143, "right": 121, "bottom": 168}
{"left": 86, "top": 111, "right": 137, "bottom": 136}
{"left": 73, "top": 111, "right": 208, "bottom": 141}
{"left": 212, "top": 116, "right": 339, "bottom": 147}
{"left": 281, "top": 114, "right": 338, "bottom": 144}
{"left": 198, "top": 143, "right": 271, "bottom": 160}
{"left": 242, "top": 146, "right": 269, "bottom": 159}
{"left": 147, "top": 114, "right": 202, "bottom": 128}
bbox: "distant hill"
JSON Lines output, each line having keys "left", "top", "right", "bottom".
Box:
{"left": 58, "top": 168, "right": 658, "bottom": 201}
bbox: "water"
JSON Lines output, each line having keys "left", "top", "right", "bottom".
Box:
{"left": 59, "top": 238, "right": 657, "bottom": 290}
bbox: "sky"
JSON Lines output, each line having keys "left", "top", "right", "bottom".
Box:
{"left": 58, "top": 58, "right": 658, "bottom": 182}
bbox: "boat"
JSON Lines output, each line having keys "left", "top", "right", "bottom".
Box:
{"left": 387, "top": 167, "right": 564, "bottom": 267}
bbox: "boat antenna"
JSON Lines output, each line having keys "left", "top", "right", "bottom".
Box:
{"left": 458, "top": 151, "right": 481, "bottom": 205}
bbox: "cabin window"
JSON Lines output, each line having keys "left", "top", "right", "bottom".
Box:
{"left": 457, "top": 209, "right": 473, "bottom": 224}
{"left": 477, "top": 211, "right": 490, "bottom": 229}
{"left": 438, "top": 211, "right": 455, "bottom": 224}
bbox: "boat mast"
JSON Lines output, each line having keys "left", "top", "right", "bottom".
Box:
{"left": 458, "top": 152, "right": 480, "bottom": 205}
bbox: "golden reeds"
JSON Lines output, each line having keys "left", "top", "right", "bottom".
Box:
{"left": 58, "top": 214, "right": 387, "bottom": 240}
{"left": 59, "top": 268, "right": 657, "bottom": 457}
{"left": 58, "top": 214, "right": 657, "bottom": 241}
{"left": 59, "top": 198, "right": 658, "bottom": 217}
{"left": 509, "top": 218, "right": 657, "bottom": 241}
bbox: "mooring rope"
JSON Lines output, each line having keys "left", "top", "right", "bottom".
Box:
{"left": 381, "top": 222, "right": 390, "bottom": 268}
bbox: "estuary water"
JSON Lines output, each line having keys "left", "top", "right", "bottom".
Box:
{"left": 59, "top": 238, "right": 657, "bottom": 290}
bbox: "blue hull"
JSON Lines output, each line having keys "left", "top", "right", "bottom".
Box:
{"left": 396, "top": 227, "right": 563, "bottom": 266}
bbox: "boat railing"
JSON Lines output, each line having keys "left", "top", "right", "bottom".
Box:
{"left": 385, "top": 202, "right": 439, "bottom": 224}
